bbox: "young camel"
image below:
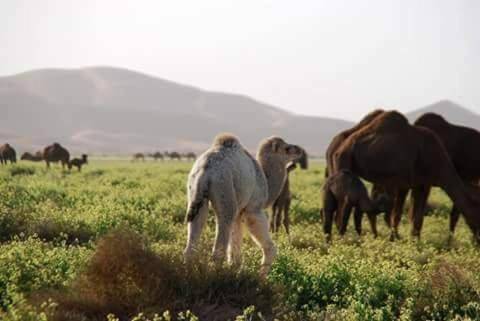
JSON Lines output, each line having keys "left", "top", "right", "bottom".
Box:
{"left": 68, "top": 154, "right": 88, "bottom": 171}
{"left": 322, "top": 170, "right": 393, "bottom": 243}
{"left": 270, "top": 147, "right": 308, "bottom": 236}
{"left": 184, "top": 134, "right": 303, "bottom": 275}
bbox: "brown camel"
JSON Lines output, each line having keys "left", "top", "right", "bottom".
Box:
{"left": 151, "top": 152, "right": 164, "bottom": 161}
{"left": 414, "top": 112, "right": 480, "bottom": 237}
{"left": 167, "top": 151, "right": 181, "bottom": 161}
{"left": 325, "top": 109, "right": 385, "bottom": 178}
{"left": 68, "top": 154, "right": 88, "bottom": 171}
{"left": 270, "top": 147, "right": 308, "bottom": 236}
{"left": 132, "top": 153, "right": 145, "bottom": 162}
{"left": 43, "top": 143, "right": 70, "bottom": 169}
{"left": 325, "top": 109, "right": 401, "bottom": 236}
{"left": 333, "top": 110, "right": 480, "bottom": 243}
{"left": 322, "top": 169, "right": 393, "bottom": 242}
{"left": 21, "top": 151, "right": 43, "bottom": 162}
{"left": 0, "top": 143, "right": 16, "bottom": 164}
{"left": 184, "top": 152, "right": 196, "bottom": 161}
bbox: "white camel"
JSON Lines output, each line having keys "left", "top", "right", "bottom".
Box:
{"left": 183, "top": 134, "right": 303, "bottom": 275}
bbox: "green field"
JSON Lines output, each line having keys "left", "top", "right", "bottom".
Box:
{"left": 0, "top": 161, "right": 479, "bottom": 321}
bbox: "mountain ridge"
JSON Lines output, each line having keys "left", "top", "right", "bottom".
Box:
{"left": 1, "top": 66, "right": 478, "bottom": 155}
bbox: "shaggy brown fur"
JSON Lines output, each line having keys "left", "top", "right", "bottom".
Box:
{"left": 333, "top": 110, "right": 480, "bottom": 243}
{"left": 20, "top": 151, "right": 43, "bottom": 162}
{"left": 0, "top": 143, "right": 16, "bottom": 164}
{"left": 68, "top": 154, "right": 88, "bottom": 171}
{"left": 414, "top": 112, "right": 480, "bottom": 237}
{"left": 322, "top": 170, "right": 392, "bottom": 242}
{"left": 43, "top": 143, "right": 70, "bottom": 169}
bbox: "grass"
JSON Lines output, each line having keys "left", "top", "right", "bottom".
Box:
{"left": 0, "top": 160, "right": 479, "bottom": 321}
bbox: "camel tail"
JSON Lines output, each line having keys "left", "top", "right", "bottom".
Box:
{"left": 185, "top": 174, "right": 209, "bottom": 223}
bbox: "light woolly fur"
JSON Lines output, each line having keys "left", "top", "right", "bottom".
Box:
{"left": 184, "top": 134, "right": 303, "bottom": 275}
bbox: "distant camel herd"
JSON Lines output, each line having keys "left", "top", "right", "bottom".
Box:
{"left": 133, "top": 151, "right": 197, "bottom": 162}
{"left": 1, "top": 142, "right": 89, "bottom": 171}
{"left": 184, "top": 110, "right": 480, "bottom": 275}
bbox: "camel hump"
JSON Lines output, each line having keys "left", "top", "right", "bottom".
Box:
{"left": 372, "top": 110, "right": 409, "bottom": 132}
{"left": 213, "top": 133, "right": 241, "bottom": 149}
{"left": 414, "top": 112, "right": 448, "bottom": 127}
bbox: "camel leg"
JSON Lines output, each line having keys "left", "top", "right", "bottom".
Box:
{"left": 389, "top": 188, "right": 408, "bottom": 241}
{"left": 269, "top": 206, "right": 276, "bottom": 232}
{"left": 410, "top": 185, "right": 430, "bottom": 239}
{"left": 366, "top": 212, "right": 378, "bottom": 238}
{"left": 283, "top": 198, "right": 291, "bottom": 237}
{"left": 228, "top": 213, "right": 244, "bottom": 267}
{"left": 245, "top": 211, "right": 277, "bottom": 276}
{"left": 448, "top": 205, "right": 461, "bottom": 242}
{"left": 323, "top": 190, "right": 337, "bottom": 243}
{"left": 339, "top": 201, "right": 353, "bottom": 236}
{"left": 353, "top": 207, "right": 363, "bottom": 236}
{"left": 184, "top": 202, "right": 209, "bottom": 263}
{"left": 210, "top": 188, "right": 237, "bottom": 265}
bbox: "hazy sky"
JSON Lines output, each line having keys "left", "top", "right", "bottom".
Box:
{"left": 1, "top": 0, "right": 479, "bottom": 120}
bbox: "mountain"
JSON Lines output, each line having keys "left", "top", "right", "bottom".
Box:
{"left": 406, "top": 100, "right": 480, "bottom": 129}
{"left": 0, "top": 67, "right": 353, "bottom": 156}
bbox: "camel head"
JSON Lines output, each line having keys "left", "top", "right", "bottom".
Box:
{"left": 258, "top": 136, "right": 303, "bottom": 165}
{"left": 296, "top": 147, "right": 308, "bottom": 169}
{"left": 372, "top": 193, "right": 393, "bottom": 215}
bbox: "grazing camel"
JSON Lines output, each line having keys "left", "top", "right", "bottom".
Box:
{"left": 151, "top": 152, "right": 164, "bottom": 161}
{"left": 0, "top": 143, "right": 16, "bottom": 164}
{"left": 322, "top": 170, "right": 393, "bottom": 242}
{"left": 333, "top": 110, "right": 480, "bottom": 243}
{"left": 43, "top": 143, "right": 70, "bottom": 169}
{"left": 324, "top": 109, "right": 402, "bottom": 234}
{"left": 132, "top": 153, "right": 145, "bottom": 162}
{"left": 68, "top": 154, "right": 88, "bottom": 172}
{"left": 270, "top": 147, "right": 308, "bottom": 236}
{"left": 414, "top": 112, "right": 480, "bottom": 238}
{"left": 167, "top": 151, "right": 182, "bottom": 161}
{"left": 21, "top": 151, "right": 43, "bottom": 162}
{"left": 184, "top": 152, "right": 197, "bottom": 161}
{"left": 325, "top": 109, "right": 385, "bottom": 178}
{"left": 184, "top": 134, "right": 303, "bottom": 275}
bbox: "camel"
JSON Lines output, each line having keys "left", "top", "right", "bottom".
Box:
{"left": 166, "top": 151, "right": 181, "bottom": 161}
{"left": 184, "top": 134, "right": 303, "bottom": 275}
{"left": 323, "top": 109, "right": 401, "bottom": 234}
{"left": 322, "top": 170, "right": 393, "bottom": 242}
{"left": 43, "top": 143, "right": 70, "bottom": 169}
{"left": 184, "top": 152, "right": 197, "bottom": 161}
{"left": 151, "top": 152, "right": 164, "bottom": 161}
{"left": 333, "top": 110, "right": 480, "bottom": 243}
{"left": 68, "top": 154, "right": 88, "bottom": 172}
{"left": 325, "top": 109, "right": 385, "bottom": 178}
{"left": 0, "top": 143, "right": 16, "bottom": 164}
{"left": 413, "top": 112, "right": 480, "bottom": 238}
{"left": 132, "top": 153, "right": 145, "bottom": 162}
{"left": 270, "top": 147, "right": 308, "bottom": 236}
{"left": 21, "top": 151, "right": 43, "bottom": 162}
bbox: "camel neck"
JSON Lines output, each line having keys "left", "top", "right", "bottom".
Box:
{"left": 258, "top": 155, "right": 287, "bottom": 207}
